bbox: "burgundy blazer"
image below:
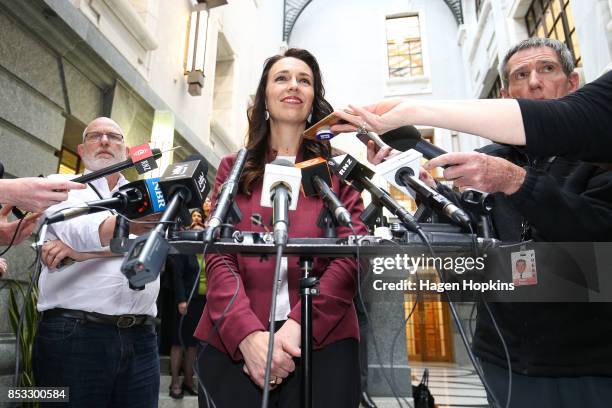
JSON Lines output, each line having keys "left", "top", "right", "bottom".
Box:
{"left": 194, "top": 151, "right": 367, "bottom": 361}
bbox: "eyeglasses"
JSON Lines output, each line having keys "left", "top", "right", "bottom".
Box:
{"left": 84, "top": 132, "right": 124, "bottom": 144}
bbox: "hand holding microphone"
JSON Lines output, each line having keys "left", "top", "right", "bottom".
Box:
{"left": 424, "top": 151, "right": 527, "bottom": 195}
{"left": 0, "top": 178, "right": 86, "bottom": 213}
{"left": 0, "top": 143, "right": 165, "bottom": 215}
{"left": 330, "top": 100, "right": 410, "bottom": 136}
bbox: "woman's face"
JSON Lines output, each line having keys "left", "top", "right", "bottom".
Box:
{"left": 265, "top": 57, "right": 314, "bottom": 125}
{"left": 203, "top": 199, "right": 211, "bottom": 216}
{"left": 192, "top": 211, "right": 203, "bottom": 224}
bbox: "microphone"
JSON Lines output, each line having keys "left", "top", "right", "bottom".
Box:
{"left": 295, "top": 157, "right": 352, "bottom": 228}
{"left": 380, "top": 126, "right": 447, "bottom": 159}
{"left": 204, "top": 148, "right": 248, "bottom": 243}
{"left": 329, "top": 154, "right": 420, "bottom": 233}
{"left": 110, "top": 177, "right": 167, "bottom": 252}
{"left": 375, "top": 149, "right": 422, "bottom": 196}
{"left": 120, "top": 178, "right": 167, "bottom": 219}
{"left": 121, "top": 158, "right": 210, "bottom": 289}
{"left": 44, "top": 179, "right": 158, "bottom": 225}
{"left": 72, "top": 145, "right": 162, "bottom": 184}
{"left": 394, "top": 167, "right": 471, "bottom": 227}
{"left": 261, "top": 159, "right": 302, "bottom": 247}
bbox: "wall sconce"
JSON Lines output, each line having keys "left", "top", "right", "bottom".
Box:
{"left": 185, "top": 0, "right": 228, "bottom": 96}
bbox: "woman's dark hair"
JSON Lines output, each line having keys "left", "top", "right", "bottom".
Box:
{"left": 191, "top": 209, "right": 203, "bottom": 218}
{"left": 240, "top": 48, "right": 333, "bottom": 194}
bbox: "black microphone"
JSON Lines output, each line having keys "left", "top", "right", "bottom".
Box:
{"left": 45, "top": 179, "right": 156, "bottom": 225}
{"left": 296, "top": 157, "right": 352, "bottom": 228}
{"left": 110, "top": 177, "right": 168, "bottom": 252}
{"left": 381, "top": 126, "right": 448, "bottom": 159}
{"left": 330, "top": 154, "right": 420, "bottom": 233}
{"left": 394, "top": 167, "right": 471, "bottom": 227}
{"left": 72, "top": 146, "right": 163, "bottom": 184}
{"left": 121, "top": 158, "right": 209, "bottom": 289}
{"left": 204, "top": 148, "right": 248, "bottom": 243}
{"left": 119, "top": 177, "right": 167, "bottom": 219}
{"left": 261, "top": 159, "right": 302, "bottom": 247}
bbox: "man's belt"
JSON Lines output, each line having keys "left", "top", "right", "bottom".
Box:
{"left": 42, "top": 308, "right": 158, "bottom": 328}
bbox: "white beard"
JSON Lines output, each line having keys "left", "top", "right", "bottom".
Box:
{"left": 83, "top": 154, "right": 126, "bottom": 171}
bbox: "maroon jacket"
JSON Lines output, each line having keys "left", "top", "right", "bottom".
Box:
{"left": 194, "top": 151, "right": 367, "bottom": 361}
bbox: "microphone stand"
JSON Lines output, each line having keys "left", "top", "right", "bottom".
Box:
{"left": 298, "top": 256, "right": 318, "bottom": 408}
{"left": 296, "top": 206, "right": 337, "bottom": 407}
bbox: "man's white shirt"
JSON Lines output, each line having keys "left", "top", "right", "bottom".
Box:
{"left": 37, "top": 173, "right": 159, "bottom": 316}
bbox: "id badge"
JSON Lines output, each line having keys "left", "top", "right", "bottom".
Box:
{"left": 511, "top": 246, "right": 537, "bottom": 286}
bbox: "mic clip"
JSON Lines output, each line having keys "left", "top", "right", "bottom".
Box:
{"left": 220, "top": 201, "right": 242, "bottom": 239}
{"left": 110, "top": 215, "right": 131, "bottom": 253}
{"left": 414, "top": 203, "right": 435, "bottom": 223}
{"left": 316, "top": 207, "right": 338, "bottom": 238}
{"left": 360, "top": 200, "right": 385, "bottom": 229}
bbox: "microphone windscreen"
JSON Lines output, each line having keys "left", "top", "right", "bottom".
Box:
{"left": 413, "top": 140, "right": 447, "bottom": 159}
{"left": 270, "top": 158, "right": 295, "bottom": 167}
{"left": 380, "top": 126, "right": 422, "bottom": 151}
{"left": 295, "top": 157, "right": 332, "bottom": 197}
{"left": 260, "top": 159, "right": 302, "bottom": 210}
{"left": 159, "top": 159, "right": 209, "bottom": 209}
{"left": 381, "top": 126, "right": 448, "bottom": 159}
{"left": 184, "top": 153, "right": 209, "bottom": 175}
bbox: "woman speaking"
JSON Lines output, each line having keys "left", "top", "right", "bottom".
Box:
{"left": 195, "top": 48, "right": 367, "bottom": 408}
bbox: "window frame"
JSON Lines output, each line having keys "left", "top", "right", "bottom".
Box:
{"left": 385, "top": 14, "right": 424, "bottom": 79}
{"left": 524, "top": 0, "right": 581, "bottom": 66}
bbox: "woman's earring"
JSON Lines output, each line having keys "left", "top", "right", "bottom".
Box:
{"left": 307, "top": 111, "right": 313, "bottom": 123}
{"left": 265, "top": 110, "right": 270, "bottom": 121}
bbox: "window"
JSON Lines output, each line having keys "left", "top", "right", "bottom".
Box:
{"left": 525, "top": 0, "right": 581, "bottom": 66}
{"left": 386, "top": 15, "right": 424, "bottom": 78}
{"left": 389, "top": 184, "right": 417, "bottom": 213}
{"left": 57, "top": 147, "right": 84, "bottom": 175}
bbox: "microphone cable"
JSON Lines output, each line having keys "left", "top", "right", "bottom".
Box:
{"left": 380, "top": 238, "right": 422, "bottom": 408}
{"left": 12, "top": 220, "right": 44, "bottom": 387}
{"left": 468, "top": 301, "right": 478, "bottom": 344}
{"left": 467, "top": 224, "right": 512, "bottom": 408}
{"left": 417, "top": 225, "right": 506, "bottom": 408}
{"left": 0, "top": 212, "right": 28, "bottom": 257}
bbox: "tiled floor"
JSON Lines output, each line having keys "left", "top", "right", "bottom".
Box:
{"left": 372, "top": 362, "right": 490, "bottom": 408}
